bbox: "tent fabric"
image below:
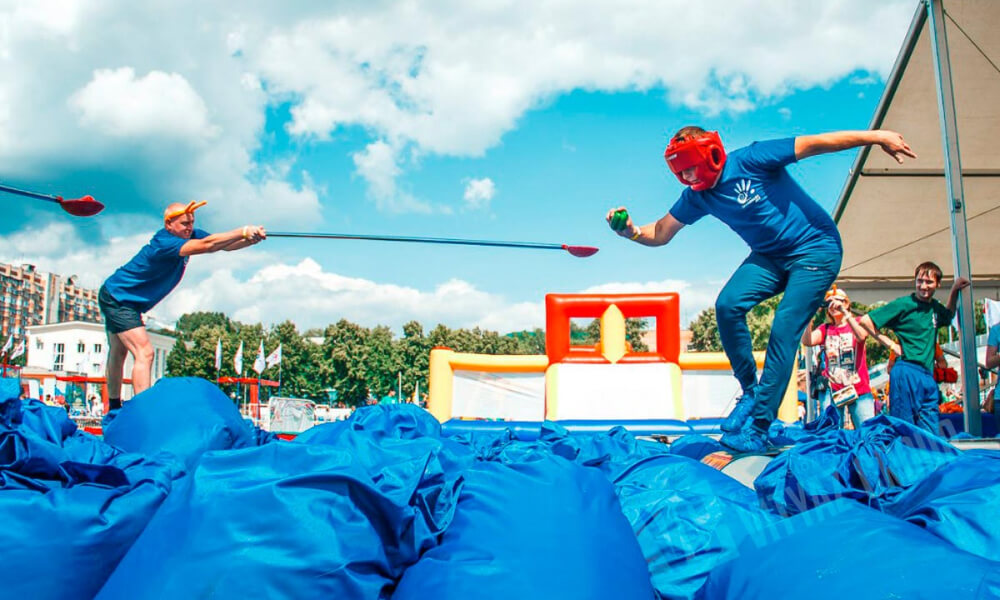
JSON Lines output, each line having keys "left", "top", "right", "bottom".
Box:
{"left": 755, "top": 415, "right": 960, "bottom": 516}
{"left": 832, "top": 0, "right": 1000, "bottom": 300}
{"left": 0, "top": 396, "right": 182, "bottom": 600}
{"left": 392, "top": 455, "right": 656, "bottom": 600}
{"left": 702, "top": 500, "right": 1000, "bottom": 600}
{"left": 102, "top": 377, "right": 275, "bottom": 467}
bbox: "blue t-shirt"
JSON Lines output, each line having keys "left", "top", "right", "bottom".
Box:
{"left": 103, "top": 228, "right": 210, "bottom": 312}
{"left": 668, "top": 138, "right": 841, "bottom": 257}
{"left": 989, "top": 324, "right": 1000, "bottom": 399}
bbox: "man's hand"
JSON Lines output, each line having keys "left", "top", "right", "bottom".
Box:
{"left": 951, "top": 276, "right": 971, "bottom": 293}
{"left": 243, "top": 225, "right": 267, "bottom": 244}
{"left": 876, "top": 130, "right": 917, "bottom": 164}
{"left": 606, "top": 206, "right": 639, "bottom": 239}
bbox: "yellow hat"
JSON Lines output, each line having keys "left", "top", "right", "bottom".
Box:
{"left": 164, "top": 200, "right": 207, "bottom": 222}
{"left": 824, "top": 284, "right": 849, "bottom": 304}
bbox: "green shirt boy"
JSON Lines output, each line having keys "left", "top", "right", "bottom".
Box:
{"left": 868, "top": 295, "right": 953, "bottom": 372}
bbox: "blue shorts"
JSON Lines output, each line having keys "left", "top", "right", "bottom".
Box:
{"left": 99, "top": 285, "right": 144, "bottom": 334}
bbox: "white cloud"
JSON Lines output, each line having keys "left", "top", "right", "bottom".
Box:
{"left": 69, "top": 68, "right": 218, "bottom": 141}
{"left": 159, "top": 259, "right": 547, "bottom": 333}
{"left": 462, "top": 177, "right": 495, "bottom": 211}
{"left": 351, "top": 140, "right": 432, "bottom": 214}
{"left": 0, "top": 0, "right": 915, "bottom": 216}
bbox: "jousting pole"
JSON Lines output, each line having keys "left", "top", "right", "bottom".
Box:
{"left": 0, "top": 183, "right": 105, "bottom": 217}
{"left": 268, "top": 231, "right": 599, "bottom": 258}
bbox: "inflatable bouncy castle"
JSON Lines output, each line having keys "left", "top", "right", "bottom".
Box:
{"left": 428, "top": 292, "right": 798, "bottom": 426}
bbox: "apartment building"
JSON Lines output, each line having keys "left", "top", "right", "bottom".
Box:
{"left": 0, "top": 262, "right": 102, "bottom": 340}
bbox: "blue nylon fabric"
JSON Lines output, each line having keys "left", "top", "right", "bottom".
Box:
{"left": 755, "top": 415, "right": 960, "bottom": 516}
{"left": 103, "top": 377, "right": 275, "bottom": 467}
{"left": 701, "top": 500, "right": 1000, "bottom": 600}
{"left": 613, "top": 453, "right": 777, "bottom": 599}
{"left": 883, "top": 451, "right": 1000, "bottom": 560}
{"left": 471, "top": 423, "right": 776, "bottom": 600}
{"left": 96, "top": 439, "right": 453, "bottom": 600}
{"left": 669, "top": 434, "right": 724, "bottom": 460}
{"left": 392, "top": 454, "right": 657, "bottom": 600}
{"left": 0, "top": 375, "right": 19, "bottom": 402}
{"left": 0, "top": 396, "right": 183, "bottom": 600}
{"left": 296, "top": 405, "right": 474, "bottom": 536}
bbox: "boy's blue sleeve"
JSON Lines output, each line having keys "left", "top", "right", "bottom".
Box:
{"left": 668, "top": 189, "right": 707, "bottom": 225}
{"left": 988, "top": 324, "right": 1000, "bottom": 348}
{"left": 741, "top": 138, "right": 797, "bottom": 173}
{"left": 868, "top": 298, "right": 902, "bottom": 330}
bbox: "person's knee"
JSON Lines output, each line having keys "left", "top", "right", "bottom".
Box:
{"left": 132, "top": 343, "right": 154, "bottom": 365}
{"left": 715, "top": 294, "right": 746, "bottom": 323}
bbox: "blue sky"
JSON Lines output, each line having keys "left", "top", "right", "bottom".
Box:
{"left": 0, "top": 0, "right": 918, "bottom": 332}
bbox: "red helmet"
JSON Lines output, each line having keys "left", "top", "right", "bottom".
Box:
{"left": 664, "top": 131, "right": 727, "bottom": 191}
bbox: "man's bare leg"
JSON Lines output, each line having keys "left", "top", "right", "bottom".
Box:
{"left": 115, "top": 326, "right": 155, "bottom": 396}
{"left": 106, "top": 331, "right": 130, "bottom": 403}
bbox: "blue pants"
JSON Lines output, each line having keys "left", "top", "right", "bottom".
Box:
{"left": 819, "top": 390, "right": 876, "bottom": 428}
{"left": 889, "top": 360, "right": 941, "bottom": 434}
{"left": 716, "top": 248, "right": 841, "bottom": 433}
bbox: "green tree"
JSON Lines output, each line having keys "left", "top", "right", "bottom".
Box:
{"left": 397, "top": 321, "right": 432, "bottom": 399}
{"left": 176, "top": 311, "right": 232, "bottom": 335}
{"left": 688, "top": 296, "right": 781, "bottom": 352}
{"left": 320, "top": 319, "right": 372, "bottom": 406}
{"left": 264, "top": 320, "right": 325, "bottom": 400}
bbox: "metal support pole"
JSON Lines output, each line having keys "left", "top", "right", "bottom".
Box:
{"left": 927, "top": 0, "right": 981, "bottom": 435}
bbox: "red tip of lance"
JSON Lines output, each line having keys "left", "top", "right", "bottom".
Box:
{"left": 563, "top": 245, "right": 599, "bottom": 258}
{"left": 60, "top": 195, "right": 105, "bottom": 217}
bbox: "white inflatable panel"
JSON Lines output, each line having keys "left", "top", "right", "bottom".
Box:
{"left": 682, "top": 370, "right": 743, "bottom": 419}
{"left": 451, "top": 370, "right": 546, "bottom": 421}
{"left": 549, "top": 362, "right": 681, "bottom": 420}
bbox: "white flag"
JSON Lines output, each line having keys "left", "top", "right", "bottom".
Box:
{"left": 234, "top": 341, "right": 244, "bottom": 374}
{"left": 985, "top": 298, "right": 1000, "bottom": 330}
{"left": 266, "top": 343, "right": 282, "bottom": 368}
{"left": 10, "top": 339, "right": 25, "bottom": 360}
{"left": 1, "top": 335, "right": 12, "bottom": 356}
{"left": 214, "top": 338, "right": 222, "bottom": 371}
{"left": 252, "top": 340, "right": 266, "bottom": 375}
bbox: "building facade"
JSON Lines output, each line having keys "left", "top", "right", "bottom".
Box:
{"left": 25, "top": 321, "right": 175, "bottom": 400}
{"left": 0, "top": 262, "right": 102, "bottom": 340}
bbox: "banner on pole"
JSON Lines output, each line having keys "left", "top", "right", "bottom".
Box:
{"left": 253, "top": 341, "right": 266, "bottom": 375}
{"left": 266, "top": 343, "right": 282, "bottom": 368}
{"left": 234, "top": 341, "right": 244, "bottom": 374}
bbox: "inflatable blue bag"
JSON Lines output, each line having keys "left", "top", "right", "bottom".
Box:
{"left": 885, "top": 451, "right": 1000, "bottom": 560}
{"left": 702, "top": 500, "right": 1000, "bottom": 600}
{"left": 103, "top": 377, "right": 274, "bottom": 467}
{"left": 614, "top": 454, "right": 776, "bottom": 600}
{"left": 296, "top": 406, "right": 475, "bottom": 536}
{"left": 536, "top": 422, "right": 669, "bottom": 478}
{"left": 756, "top": 415, "right": 959, "bottom": 516}
{"left": 1, "top": 399, "right": 182, "bottom": 600}
{"left": 392, "top": 453, "right": 656, "bottom": 600}
{"left": 97, "top": 437, "right": 453, "bottom": 599}
{"left": 669, "top": 433, "right": 724, "bottom": 460}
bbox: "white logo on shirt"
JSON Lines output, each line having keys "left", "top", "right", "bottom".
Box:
{"left": 734, "top": 179, "right": 762, "bottom": 207}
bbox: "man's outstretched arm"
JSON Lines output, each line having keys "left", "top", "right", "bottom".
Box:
{"left": 794, "top": 130, "right": 916, "bottom": 163}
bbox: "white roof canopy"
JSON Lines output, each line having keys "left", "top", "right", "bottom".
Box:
{"left": 833, "top": 0, "right": 1000, "bottom": 301}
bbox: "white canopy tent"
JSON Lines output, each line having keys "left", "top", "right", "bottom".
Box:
{"left": 832, "top": 0, "right": 998, "bottom": 433}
